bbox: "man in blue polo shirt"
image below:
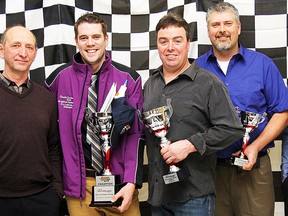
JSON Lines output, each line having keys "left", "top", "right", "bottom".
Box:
{"left": 197, "top": 2, "right": 288, "bottom": 216}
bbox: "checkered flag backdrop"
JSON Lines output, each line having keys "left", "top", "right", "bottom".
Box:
{"left": 0, "top": 0, "right": 287, "bottom": 87}
{"left": 1, "top": 1, "right": 287, "bottom": 211}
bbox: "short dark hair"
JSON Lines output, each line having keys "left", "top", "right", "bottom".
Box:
{"left": 156, "top": 13, "right": 190, "bottom": 41}
{"left": 74, "top": 12, "right": 107, "bottom": 38}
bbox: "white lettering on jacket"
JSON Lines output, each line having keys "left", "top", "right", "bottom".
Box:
{"left": 58, "top": 95, "right": 73, "bottom": 109}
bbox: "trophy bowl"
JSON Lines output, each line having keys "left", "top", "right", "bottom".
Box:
{"left": 240, "top": 111, "right": 266, "bottom": 130}
{"left": 95, "top": 112, "right": 113, "bottom": 150}
{"left": 139, "top": 101, "right": 191, "bottom": 184}
{"left": 141, "top": 105, "right": 172, "bottom": 148}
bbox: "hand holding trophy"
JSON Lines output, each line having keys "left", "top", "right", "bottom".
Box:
{"left": 233, "top": 108, "right": 266, "bottom": 167}
{"left": 139, "top": 99, "right": 190, "bottom": 184}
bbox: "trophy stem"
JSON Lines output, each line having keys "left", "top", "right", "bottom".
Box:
{"left": 103, "top": 169, "right": 112, "bottom": 176}
{"left": 240, "top": 125, "right": 255, "bottom": 159}
{"left": 160, "top": 136, "right": 168, "bottom": 148}
{"left": 160, "top": 136, "right": 181, "bottom": 173}
{"left": 102, "top": 141, "right": 112, "bottom": 176}
{"left": 169, "top": 164, "right": 180, "bottom": 173}
{"left": 241, "top": 131, "right": 250, "bottom": 158}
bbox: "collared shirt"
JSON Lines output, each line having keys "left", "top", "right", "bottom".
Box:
{"left": 0, "top": 73, "right": 30, "bottom": 94}
{"left": 143, "top": 60, "right": 244, "bottom": 205}
{"left": 196, "top": 44, "right": 288, "bottom": 158}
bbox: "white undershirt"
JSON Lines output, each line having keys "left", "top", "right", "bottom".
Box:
{"left": 217, "top": 60, "right": 229, "bottom": 75}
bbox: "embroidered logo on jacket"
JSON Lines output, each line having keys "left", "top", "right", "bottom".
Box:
{"left": 58, "top": 95, "right": 73, "bottom": 109}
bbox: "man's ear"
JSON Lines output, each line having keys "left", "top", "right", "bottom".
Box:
{"left": 105, "top": 34, "right": 109, "bottom": 48}
{"left": 0, "top": 44, "right": 4, "bottom": 59}
{"left": 33, "top": 47, "right": 38, "bottom": 60}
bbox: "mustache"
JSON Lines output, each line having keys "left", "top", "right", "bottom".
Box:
{"left": 216, "top": 32, "right": 231, "bottom": 38}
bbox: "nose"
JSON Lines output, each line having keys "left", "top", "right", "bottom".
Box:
{"left": 18, "top": 46, "right": 28, "bottom": 57}
{"left": 167, "top": 41, "right": 174, "bottom": 50}
{"left": 87, "top": 37, "right": 95, "bottom": 46}
{"left": 219, "top": 23, "right": 225, "bottom": 32}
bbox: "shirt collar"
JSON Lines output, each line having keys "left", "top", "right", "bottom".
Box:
{"left": 206, "top": 43, "right": 245, "bottom": 62}
{"left": 152, "top": 59, "right": 198, "bottom": 81}
{"left": 0, "top": 73, "right": 30, "bottom": 88}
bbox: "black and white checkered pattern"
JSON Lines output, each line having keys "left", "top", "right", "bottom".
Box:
{"left": 0, "top": 0, "right": 287, "bottom": 86}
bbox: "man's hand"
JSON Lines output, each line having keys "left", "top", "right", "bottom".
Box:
{"left": 161, "top": 139, "right": 197, "bottom": 164}
{"left": 232, "top": 145, "right": 259, "bottom": 170}
{"left": 111, "top": 183, "right": 135, "bottom": 213}
{"left": 242, "top": 144, "right": 259, "bottom": 170}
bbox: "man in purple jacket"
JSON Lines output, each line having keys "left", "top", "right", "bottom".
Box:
{"left": 45, "top": 13, "right": 144, "bottom": 216}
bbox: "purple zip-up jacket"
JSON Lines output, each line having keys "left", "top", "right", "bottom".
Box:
{"left": 45, "top": 51, "right": 144, "bottom": 199}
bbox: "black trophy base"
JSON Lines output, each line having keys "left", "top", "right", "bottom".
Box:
{"left": 163, "top": 166, "right": 191, "bottom": 184}
{"left": 89, "top": 175, "right": 123, "bottom": 207}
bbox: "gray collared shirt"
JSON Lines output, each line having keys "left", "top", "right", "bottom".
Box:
{"left": 0, "top": 73, "right": 30, "bottom": 94}
{"left": 143, "top": 59, "right": 244, "bottom": 205}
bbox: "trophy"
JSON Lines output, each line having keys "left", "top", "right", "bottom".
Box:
{"left": 139, "top": 99, "right": 190, "bottom": 184}
{"left": 233, "top": 109, "right": 266, "bottom": 167}
{"left": 85, "top": 111, "right": 122, "bottom": 207}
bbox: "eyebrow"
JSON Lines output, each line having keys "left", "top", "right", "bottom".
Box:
{"left": 78, "top": 33, "right": 103, "bottom": 37}
{"left": 11, "top": 41, "right": 35, "bottom": 46}
{"left": 158, "top": 36, "right": 184, "bottom": 40}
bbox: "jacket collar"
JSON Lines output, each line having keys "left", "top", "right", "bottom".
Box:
{"left": 72, "top": 51, "right": 112, "bottom": 76}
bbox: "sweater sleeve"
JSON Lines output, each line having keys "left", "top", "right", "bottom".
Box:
{"left": 48, "top": 96, "right": 64, "bottom": 199}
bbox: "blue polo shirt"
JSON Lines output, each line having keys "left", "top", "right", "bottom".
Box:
{"left": 196, "top": 44, "right": 288, "bottom": 158}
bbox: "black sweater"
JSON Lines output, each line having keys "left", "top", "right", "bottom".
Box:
{"left": 0, "top": 81, "right": 63, "bottom": 198}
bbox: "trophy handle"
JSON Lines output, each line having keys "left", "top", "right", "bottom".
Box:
{"left": 137, "top": 109, "right": 144, "bottom": 125}
{"left": 235, "top": 106, "right": 241, "bottom": 118}
{"left": 85, "top": 108, "right": 98, "bottom": 133}
{"left": 258, "top": 112, "right": 267, "bottom": 124}
{"left": 166, "top": 98, "right": 173, "bottom": 120}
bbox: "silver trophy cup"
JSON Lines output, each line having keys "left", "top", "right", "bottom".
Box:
{"left": 85, "top": 110, "right": 122, "bottom": 207}
{"left": 233, "top": 110, "right": 266, "bottom": 167}
{"left": 139, "top": 100, "right": 190, "bottom": 184}
{"left": 141, "top": 103, "right": 180, "bottom": 173}
{"left": 94, "top": 112, "right": 113, "bottom": 176}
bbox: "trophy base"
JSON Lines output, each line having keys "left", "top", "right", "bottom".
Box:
{"left": 233, "top": 157, "right": 248, "bottom": 167}
{"left": 232, "top": 157, "right": 261, "bottom": 169}
{"left": 163, "top": 166, "right": 191, "bottom": 184}
{"left": 89, "top": 196, "right": 123, "bottom": 207}
{"left": 89, "top": 175, "right": 123, "bottom": 207}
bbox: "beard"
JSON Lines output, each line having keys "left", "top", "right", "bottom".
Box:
{"left": 214, "top": 41, "right": 232, "bottom": 51}
{"left": 214, "top": 32, "right": 232, "bottom": 51}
